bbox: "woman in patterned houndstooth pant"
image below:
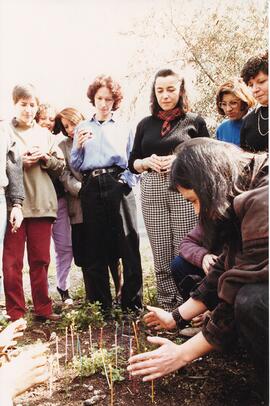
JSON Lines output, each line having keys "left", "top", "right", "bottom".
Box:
{"left": 128, "top": 69, "right": 209, "bottom": 311}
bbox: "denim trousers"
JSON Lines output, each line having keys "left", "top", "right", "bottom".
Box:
{"left": 80, "top": 172, "right": 143, "bottom": 311}
{"left": 0, "top": 195, "right": 7, "bottom": 298}
{"left": 171, "top": 255, "right": 205, "bottom": 301}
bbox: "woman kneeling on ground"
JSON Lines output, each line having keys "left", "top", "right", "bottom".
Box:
{"left": 128, "top": 138, "right": 268, "bottom": 397}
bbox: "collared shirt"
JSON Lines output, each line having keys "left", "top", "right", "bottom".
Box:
{"left": 71, "top": 115, "right": 139, "bottom": 188}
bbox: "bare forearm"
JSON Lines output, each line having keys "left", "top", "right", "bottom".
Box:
{"left": 179, "top": 297, "right": 207, "bottom": 321}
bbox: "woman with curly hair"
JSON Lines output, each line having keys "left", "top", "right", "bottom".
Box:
{"left": 128, "top": 69, "right": 209, "bottom": 311}
{"left": 240, "top": 51, "right": 268, "bottom": 152}
{"left": 216, "top": 78, "right": 255, "bottom": 146}
{"left": 71, "top": 75, "right": 142, "bottom": 313}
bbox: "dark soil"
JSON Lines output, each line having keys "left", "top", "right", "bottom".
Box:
{"left": 15, "top": 315, "right": 266, "bottom": 406}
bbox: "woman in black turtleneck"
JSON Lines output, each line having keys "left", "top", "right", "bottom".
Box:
{"left": 128, "top": 69, "right": 209, "bottom": 311}
{"left": 240, "top": 51, "right": 268, "bottom": 152}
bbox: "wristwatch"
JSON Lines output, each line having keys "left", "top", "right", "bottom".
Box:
{"left": 171, "top": 308, "right": 188, "bottom": 329}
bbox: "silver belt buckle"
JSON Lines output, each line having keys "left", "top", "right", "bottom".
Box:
{"left": 92, "top": 168, "right": 106, "bottom": 177}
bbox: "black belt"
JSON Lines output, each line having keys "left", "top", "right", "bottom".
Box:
{"left": 83, "top": 166, "right": 122, "bottom": 179}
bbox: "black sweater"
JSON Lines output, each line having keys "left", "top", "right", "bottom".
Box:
{"left": 240, "top": 106, "right": 268, "bottom": 152}
{"left": 128, "top": 112, "right": 209, "bottom": 173}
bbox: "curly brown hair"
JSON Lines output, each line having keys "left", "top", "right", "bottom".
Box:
{"left": 241, "top": 51, "right": 268, "bottom": 84}
{"left": 87, "top": 75, "right": 123, "bottom": 111}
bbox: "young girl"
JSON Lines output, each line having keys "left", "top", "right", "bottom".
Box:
{"left": 36, "top": 103, "right": 74, "bottom": 305}
{"left": 2, "top": 84, "right": 64, "bottom": 321}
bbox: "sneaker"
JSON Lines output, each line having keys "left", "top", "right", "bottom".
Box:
{"left": 35, "top": 313, "right": 61, "bottom": 322}
{"left": 57, "top": 287, "right": 73, "bottom": 305}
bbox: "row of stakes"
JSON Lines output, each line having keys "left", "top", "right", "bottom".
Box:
{"left": 48, "top": 321, "right": 155, "bottom": 405}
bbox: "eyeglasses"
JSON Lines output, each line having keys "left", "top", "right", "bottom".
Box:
{"left": 218, "top": 101, "right": 240, "bottom": 109}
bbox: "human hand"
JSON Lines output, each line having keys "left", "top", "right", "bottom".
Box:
{"left": 77, "top": 128, "right": 93, "bottom": 148}
{"left": 191, "top": 310, "right": 211, "bottom": 327}
{"left": 159, "top": 154, "right": 176, "bottom": 172}
{"left": 143, "top": 305, "right": 176, "bottom": 330}
{"left": 142, "top": 154, "right": 165, "bottom": 173}
{"left": 127, "top": 336, "right": 186, "bottom": 381}
{"left": 0, "top": 343, "right": 49, "bottom": 399}
{"left": 0, "top": 318, "right": 27, "bottom": 351}
{"left": 202, "top": 254, "right": 218, "bottom": 274}
{"left": 22, "top": 146, "right": 43, "bottom": 168}
{"left": 9, "top": 207, "right": 23, "bottom": 233}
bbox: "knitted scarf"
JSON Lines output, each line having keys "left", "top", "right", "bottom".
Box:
{"left": 156, "top": 107, "right": 183, "bottom": 137}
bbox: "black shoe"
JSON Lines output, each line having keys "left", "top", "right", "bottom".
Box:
{"left": 57, "top": 287, "right": 73, "bottom": 305}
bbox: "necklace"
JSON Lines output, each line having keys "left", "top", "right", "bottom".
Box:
{"left": 257, "top": 108, "right": 269, "bottom": 137}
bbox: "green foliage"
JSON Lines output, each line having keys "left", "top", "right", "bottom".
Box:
{"left": 60, "top": 302, "right": 105, "bottom": 331}
{"left": 71, "top": 282, "right": 85, "bottom": 301}
{"left": 73, "top": 347, "right": 125, "bottom": 382}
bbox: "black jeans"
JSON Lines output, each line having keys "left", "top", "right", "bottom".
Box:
{"left": 235, "top": 283, "right": 269, "bottom": 400}
{"left": 80, "top": 171, "right": 143, "bottom": 311}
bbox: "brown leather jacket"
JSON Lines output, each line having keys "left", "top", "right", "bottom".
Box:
{"left": 191, "top": 154, "right": 268, "bottom": 349}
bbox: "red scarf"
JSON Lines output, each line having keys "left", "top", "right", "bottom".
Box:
{"left": 157, "top": 107, "right": 183, "bottom": 137}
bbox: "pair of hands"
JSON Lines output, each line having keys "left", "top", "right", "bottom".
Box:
{"left": 128, "top": 306, "right": 187, "bottom": 381}
{"left": 127, "top": 306, "right": 212, "bottom": 381}
{"left": 76, "top": 129, "right": 93, "bottom": 149}
{"left": 22, "top": 146, "right": 50, "bottom": 169}
{"left": 0, "top": 343, "right": 48, "bottom": 401}
{"left": 143, "top": 154, "right": 176, "bottom": 173}
{"left": 0, "top": 319, "right": 48, "bottom": 400}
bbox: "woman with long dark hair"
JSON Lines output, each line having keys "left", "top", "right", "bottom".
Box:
{"left": 128, "top": 138, "right": 268, "bottom": 393}
{"left": 128, "top": 69, "right": 209, "bottom": 311}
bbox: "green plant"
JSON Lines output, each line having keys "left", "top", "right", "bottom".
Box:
{"left": 60, "top": 302, "right": 105, "bottom": 331}
{"left": 73, "top": 347, "right": 125, "bottom": 382}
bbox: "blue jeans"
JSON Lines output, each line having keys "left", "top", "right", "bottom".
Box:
{"left": 0, "top": 195, "right": 7, "bottom": 297}
{"left": 171, "top": 256, "right": 205, "bottom": 301}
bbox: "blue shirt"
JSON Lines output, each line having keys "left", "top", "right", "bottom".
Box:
{"left": 71, "top": 115, "right": 139, "bottom": 188}
{"left": 216, "top": 119, "right": 243, "bottom": 146}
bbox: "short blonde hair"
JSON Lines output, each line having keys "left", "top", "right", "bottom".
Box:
{"left": 57, "top": 108, "right": 85, "bottom": 126}
{"left": 12, "top": 83, "right": 39, "bottom": 105}
{"left": 216, "top": 78, "right": 256, "bottom": 116}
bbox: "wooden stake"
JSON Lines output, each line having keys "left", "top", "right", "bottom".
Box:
{"left": 132, "top": 321, "right": 140, "bottom": 353}
{"left": 65, "top": 327, "right": 68, "bottom": 364}
{"left": 99, "top": 326, "right": 103, "bottom": 349}
{"left": 100, "top": 349, "right": 111, "bottom": 389}
{"left": 70, "top": 325, "right": 75, "bottom": 359}
{"left": 55, "top": 336, "right": 60, "bottom": 374}
{"left": 115, "top": 333, "right": 118, "bottom": 368}
{"left": 88, "top": 325, "right": 93, "bottom": 353}
{"left": 110, "top": 363, "right": 114, "bottom": 406}
{"left": 151, "top": 380, "right": 154, "bottom": 403}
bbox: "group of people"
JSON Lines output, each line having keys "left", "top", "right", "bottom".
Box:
{"left": 0, "top": 50, "right": 268, "bottom": 400}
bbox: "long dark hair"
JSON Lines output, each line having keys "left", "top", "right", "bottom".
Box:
{"left": 150, "top": 69, "right": 189, "bottom": 115}
{"left": 170, "top": 138, "right": 253, "bottom": 249}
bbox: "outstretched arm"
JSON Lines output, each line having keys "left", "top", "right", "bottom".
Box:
{"left": 128, "top": 331, "right": 214, "bottom": 381}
